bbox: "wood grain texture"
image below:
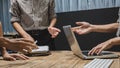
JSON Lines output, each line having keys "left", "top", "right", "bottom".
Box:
{"left": 0, "top": 51, "right": 120, "bottom": 68}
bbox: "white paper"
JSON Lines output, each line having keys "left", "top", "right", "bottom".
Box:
{"left": 32, "top": 46, "right": 49, "bottom": 53}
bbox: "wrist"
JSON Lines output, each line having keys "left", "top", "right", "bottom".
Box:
{"left": 90, "top": 24, "right": 96, "bottom": 32}
{"left": 91, "top": 24, "right": 102, "bottom": 32}
{"left": 0, "top": 37, "right": 9, "bottom": 47}
{"left": 23, "top": 35, "right": 34, "bottom": 42}
{"left": 107, "top": 38, "right": 116, "bottom": 47}
{"left": 22, "top": 34, "right": 30, "bottom": 38}
{"left": 109, "top": 37, "right": 120, "bottom": 46}
{"left": 48, "top": 26, "right": 54, "bottom": 30}
{"left": 48, "top": 26, "right": 54, "bottom": 28}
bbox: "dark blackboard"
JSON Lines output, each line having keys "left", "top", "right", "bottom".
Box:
{"left": 55, "top": 7, "right": 120, "bottom": 51}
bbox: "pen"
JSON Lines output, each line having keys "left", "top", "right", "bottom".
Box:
{"left": 34, "top": 40, "right": 38, "bottom": 44}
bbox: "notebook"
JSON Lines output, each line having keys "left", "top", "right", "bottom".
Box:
{"left": 26, "top": 46, "right": 50, "bottom": 56}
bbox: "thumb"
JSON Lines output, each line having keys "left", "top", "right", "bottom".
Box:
{"left": 55, "top": 28, "right": 61, "bottom": 32}
{"left": 76, "top": 22, "right": 85, "bottom": 26}
{"left": 51, "top": 27, "right": 61, "bottom": 32}
{"left": 76, "top": 22, "right": 89, "bottom": 26}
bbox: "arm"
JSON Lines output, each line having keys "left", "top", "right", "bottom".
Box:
{"left": 0, "top": 38, "right": 38, "bottom": 61}
{"left": 1, "top": 47, "right": 29, "bottom": 61}
{"left": 12, "top": 22, "right": 34, "bottom": 42}
{"left": 72, "top": 22, "right": 119, "bottom": 35}
{"left": 0, "top": 37, "right": 37, "bottom": 53}
{"left": 10, "top": 1, "right": 34, "bottom": 42}
{"left": 88, "top": 37, "right": 120, "bottom": 55}
{"left": 49, "top": 18, "right": 57, "bottom": 27}
{"left": 1, "top": 47, "right": 15, "bottom": 61}
{"left": 91, "top": 23, "right": 119, "bottom": 33}
{"left": 48, "top": 0, "right": 61, "bottom": 38}
{"left": 48, "top": 18, "right": 61, "bottom": 38}
{"left": 0, "top": 21, "right": 37, "bottom": 52}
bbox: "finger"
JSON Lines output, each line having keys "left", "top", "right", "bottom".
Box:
{"left": 88, "top": 49, "right": 93, "bottom": 55}
{"left": 52, "top": 34, "right": 57, "bottom": 38}
{"left": 19, "top": 41, "right": 38, "bottom": 49}
{"left": 21, "top": 47, "right": 32, "bottom": 53}
{"left": 19, "top": 49, "right": 28, "bottom": 54}
{"left": 71, "top": 26, "right": 83, "bottom": 32}
{"left": 18, "top": 38, "right": 34, "bottom": 43}
{"left": 76, "top": 30, "right": 83, "bottom": 35}
{"left": 52, "top": 32, "right": 59, "bottom": 38}
{"left": 49, "top": 28, "right": 54, "bottom": 35}
{"left": 76, "top": 22, "right": 86, "bottom": 26}
{"left": 71, "top": 27, "right": 79, "bottom": 32}
{"left": 52, "top": 27, "right": 61, "bottom": 32}
{"left": 97, "top": 48, "right": 104, "bottom": 55}
{"left": 25, "top": 46, "right": 32, "bottom": 53}
{"left": 71, "top": 27, "right": 76, "bottom": 32}
{"left": 94, "top": 49, "right": 100, "bottom": 55}
{"left": 11, "top": 38, "right": 24, "bottom": 41}
{"left": 29, "top": 44, "right": 38, "bottom": 49}
{"left": 91, "top": 48, "right": 98, "bottom": 55}
{"left": 4, "top": 57, "right": 16, "bottom": 61}
{"left": 55, "top": 28, "right": 61, "bottom": 32}
{"left": 20, "top": 54, "right": 29, "bottom": 59}
{"left": 14, "top": 54, "right": 28, "bottom": 60}
{"left": 88, "top": 48, "right": 96, "bottom": 55}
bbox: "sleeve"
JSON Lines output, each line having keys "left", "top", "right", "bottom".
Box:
{"left": 117, "top": 8, "right": 120, "bottom": 23}
{"left": 9, "top": 0, "right": 21, "bottom": 23}
{"left": 48, "top": 0, "right": 57, "bottom": 20}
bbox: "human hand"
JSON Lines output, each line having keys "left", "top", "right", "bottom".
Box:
{"left": 10, "top": 39, "right": 38, "bottom": 53}
{"left": 88, "top": 40, "right": 113, "bottom": 55}
{"left": 0, "top": 37, "right": 38, "bottom": 53}
{"left": 48, "top": 27, "right": 61, "bottom": 38}
{"left": 24, "top": 36, "right": 35, "bottom": 43}
{"left": 72, "top": 22, "right": 93, "bottom": 35}
{"left": 10, "top": 38, "right": 34, "bottom": 43}
{"left": 2, "top": 52, "right": 29, "bottom": 61}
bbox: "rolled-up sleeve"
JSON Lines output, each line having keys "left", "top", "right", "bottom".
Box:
{"left": 10, "top": 0, "right": 21, "bottom": 23}
{"left": 117, "top": 8, "right": 120, "bottom": 23}
{"left": 49, "top": 0, "right": 56, "bottom": 20}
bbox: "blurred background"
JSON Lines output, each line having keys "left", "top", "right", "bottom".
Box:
{"left": 0, "top": 0, "right": 120, "bottom": 50}
{"left": 0, "top": 0, "right": 120, "bottom": 33}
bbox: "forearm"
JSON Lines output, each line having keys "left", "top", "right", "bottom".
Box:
{"left": 12, "top": 22, "right": 31, "bottom": 38}
{"left": 109, "top": 37, "right": 120, "bottom": 46}
{"left": 49, "top": 18, "right": 57, "bottom": 27}
{"left": 92, "top": 23, "right": 118, "bottom": 33}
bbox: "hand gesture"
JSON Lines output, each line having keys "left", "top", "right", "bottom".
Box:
{"left": 48, "top": 27, "right": 61, "bottom": 38}
{"left": 88, "top": 40, "right": 113, "bottom": 55}
{"left": 72, "top": 22, "right": 93, "bottom": 35}
{"left": 3, "top": 52, "right": 29, "bottom": 61}
{"left": 0, "top": 37, "right": 38, "bottom": 53}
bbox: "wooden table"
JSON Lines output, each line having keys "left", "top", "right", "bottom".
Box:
{"left": 0, "top": 51, "right": 120, "bottom": 68}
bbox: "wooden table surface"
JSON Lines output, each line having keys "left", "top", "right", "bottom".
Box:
{"left": 0, "top": 51, "right": 120, "bottom": 68}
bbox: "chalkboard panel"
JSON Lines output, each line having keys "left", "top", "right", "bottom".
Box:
{"left": 55, "top": 7, "right": 120, "bottom": 51}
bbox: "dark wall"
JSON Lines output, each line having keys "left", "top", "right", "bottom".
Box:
{"left": 55, "top": 7, "right": 120, "bottom": 51}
